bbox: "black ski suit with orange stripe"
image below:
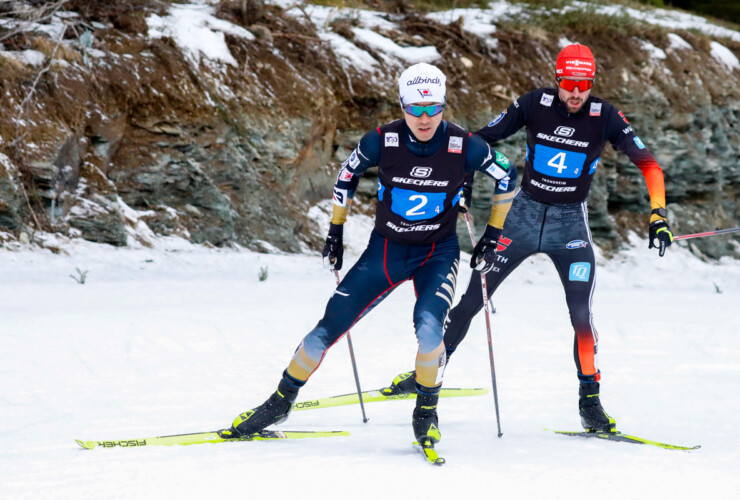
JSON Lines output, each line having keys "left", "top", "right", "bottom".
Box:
{"left": 443, "top": 87, "right": 667, "bottom": 383}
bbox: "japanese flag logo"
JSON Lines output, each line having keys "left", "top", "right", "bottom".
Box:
{"left": 418, "top": 89, "right": 432, "bottom": 98}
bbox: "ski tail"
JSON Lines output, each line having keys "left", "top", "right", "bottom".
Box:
{"left": 552, "top": 430, "right": 700, "bottom": 451}
{"left": 414, "top": 439, "right": 445, "bottom": 466}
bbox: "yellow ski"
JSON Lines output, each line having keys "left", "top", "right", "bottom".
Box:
{"left": 553, "top": 430, "right": 700, "bottom": 451}
{"left": 76, "top": 429, "right": 349, "bottom": 450}
{"left": 414, "top": 439, "right": 445, "bottom": 466}
{"left": 292, "top": 387, "right": 487, "bottom": 411}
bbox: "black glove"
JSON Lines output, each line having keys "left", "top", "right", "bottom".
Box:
{"left": 470, "top": 225, "right": 503, "bottom": 274}
{"left": 322, "top": 223, "right": 344, "bottom": 270}
{"left": 649, "top": 219, "right": 673, "bottom": 257}
{"left": 458, "top": 184, "right": 472, "bottom": 213}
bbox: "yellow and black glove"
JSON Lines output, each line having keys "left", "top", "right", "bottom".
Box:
{"left": 648, "top": 208, "right": 673, "bottom": 257}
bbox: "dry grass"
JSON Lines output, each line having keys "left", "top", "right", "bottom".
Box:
{"left": 32, "top": 36, "right": 82, "bottom": 64}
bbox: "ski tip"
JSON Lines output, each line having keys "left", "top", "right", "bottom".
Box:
{"left": 75, "top": 439, "right": 96, "bottom": 450}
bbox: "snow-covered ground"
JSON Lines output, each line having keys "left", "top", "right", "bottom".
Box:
{"left": 1, "top": 214, "right": 739, "bottom": 499}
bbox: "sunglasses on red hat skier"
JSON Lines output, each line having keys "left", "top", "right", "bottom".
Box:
{"left": 556, "top": 77, "right": 594, "bottom": 92}
{"left": 403, "top": 103, "right": 446, "bottom": 117}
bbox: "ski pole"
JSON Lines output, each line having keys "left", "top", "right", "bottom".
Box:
{"left": 333, "top": 269, "right": 369, "bottom": 423}
{"left": 673, "top": 227, "right": 740, "bottom": 241}
{"left": 463, "top": 212, "right": 503, "bottom": 438}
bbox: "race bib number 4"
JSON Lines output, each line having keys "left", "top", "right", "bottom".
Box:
{"left": 533, "top": 144, "right": 587, "bottom": 179}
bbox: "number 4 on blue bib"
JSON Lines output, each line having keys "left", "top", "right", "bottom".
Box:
{"left": 533, "top": 145, "right": 587, "bottom": 179}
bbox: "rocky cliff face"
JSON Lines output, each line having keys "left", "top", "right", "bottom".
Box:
{"left": 0, "top": 0, "right": 738, "bottom": 259}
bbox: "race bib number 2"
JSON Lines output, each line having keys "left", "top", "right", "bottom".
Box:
{"left": 390, "top": 187, "right": 446, "bottom": 221}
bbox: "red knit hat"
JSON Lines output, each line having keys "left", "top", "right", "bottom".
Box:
{"left": 556, "top": 44, "right": 596, "bottom": 79}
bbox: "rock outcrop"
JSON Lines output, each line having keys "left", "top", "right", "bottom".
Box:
{"left": 0, "top": 0, "right": 738, "bottom": 258}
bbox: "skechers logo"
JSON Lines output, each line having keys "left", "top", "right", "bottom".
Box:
{"left": 386, "top": 221, "right": 440, "bottom": 232}
{"left": 391, "top": 177, "right": 448, "bottom": 187}
{"left": 554, "top": 126, "right": 575, "bottom": 137}
{"left": 531, "top": 179, "right": 577, "bottom": 192}
{"left": 536, "top": 133, "right": 589, "bottom": 147}
{"left": 410, "top": 166, "right": 432, "bottom": 178}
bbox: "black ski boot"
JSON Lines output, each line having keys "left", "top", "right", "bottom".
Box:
{"left": 412, "top": 389, "right": 441, "bottom": 444}
{"left": 221, "top": 376, "right": 301, "bottom": 438}
{"left": 579, "top": 382, "right": 616, "bottom": 432}
{"left": 381, "top": 371, "right": 416, "bottom": 396}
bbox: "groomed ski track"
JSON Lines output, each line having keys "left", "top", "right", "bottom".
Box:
{"left": 1, "top": 228, "right": 738, "bottom": 499}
